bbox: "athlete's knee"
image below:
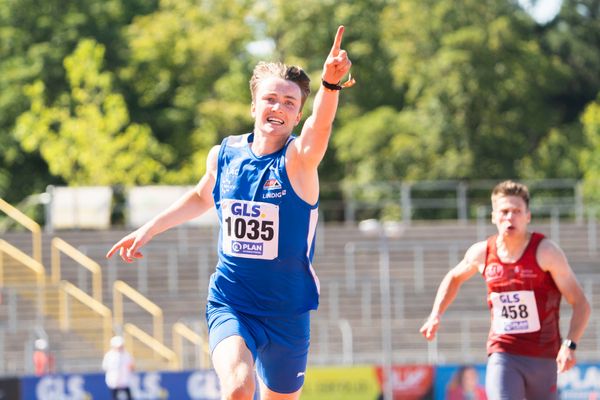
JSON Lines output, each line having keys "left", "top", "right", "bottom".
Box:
{"left": 220, "top": 380, "right": 255, "bottom": 400}
{"left": 219, "top": 367, "right": 255, "bottom": 400}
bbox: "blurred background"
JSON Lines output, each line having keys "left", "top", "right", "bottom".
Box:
{"left": 0, "top": 0, "right": 599, "bottom": 399}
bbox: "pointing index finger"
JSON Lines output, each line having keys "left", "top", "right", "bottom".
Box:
{"left": 330, "top": 25, "right": 345, "bottom": 56}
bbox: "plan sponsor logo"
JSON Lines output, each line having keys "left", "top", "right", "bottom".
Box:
{"left": 232, "top": 241, "right": 263, "bottom": 256}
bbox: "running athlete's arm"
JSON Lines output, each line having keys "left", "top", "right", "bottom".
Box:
{"left": 286, "top": 26, "right": 352, "bottom": 204}
{"left": 294, "top": 26, "right": 351, "bottom": 168}
{"left": 106, "top": 145, "right": 220, "bottom": 263}
{"left": 420, "top": 240, "right": 486, "bottom": 341}
{"left": 538, "top": 239, "right": 591, "bottom": 372}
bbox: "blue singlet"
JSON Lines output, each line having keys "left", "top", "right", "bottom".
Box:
{"left": 208, "top": 133, "right": 320, "bottom": 317}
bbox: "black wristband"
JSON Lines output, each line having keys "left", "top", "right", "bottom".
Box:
{"left": 321, "top": 79, "right": 342, "bottom": 91}
{"left": 563, "top": 339, "right": 577, "bottom": 350}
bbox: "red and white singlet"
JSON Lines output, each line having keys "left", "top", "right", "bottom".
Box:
{"left": 483, "top": 232, "right": 562, "bottom": 358}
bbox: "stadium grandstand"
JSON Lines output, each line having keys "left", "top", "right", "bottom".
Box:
{"left": 1, "top": 179, "right": 598, "bottom": 398}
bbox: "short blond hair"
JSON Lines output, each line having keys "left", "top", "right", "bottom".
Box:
{"left": 491, "top": 180, "right": 530, "bottom": 208}
{"left": 249, "top": 62, "right": 311, "bottom": 109}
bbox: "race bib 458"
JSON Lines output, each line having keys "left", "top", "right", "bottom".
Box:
{"left": 490, "top": 290, "right": 541, "bottom": 334}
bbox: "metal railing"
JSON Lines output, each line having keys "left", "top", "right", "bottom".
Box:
{"left": 0, "top": 239, "right": 45, "bottom": 288}
{"left": 343, "top": 239, "right": 473, "bottom": 293}
{"left": 123, "top": 323, "right": 178, "bottom": 370}
{"left": 2, "top": 287, "right": 18, "bottom": 332}
{"left": 113, "top": 280, "right": 164, "bottom": 344}
{"left": 78, "top": 240, "right": 216, "bottom": 297}
{"left": 59, "top": 281, "right": 112, "bottom": 352}
{"left": 311, "top": 318, "right": 355, "bottom": 365}
{"left": 172, "top": 322, "right": 211, "bottom": 369}
{"left": 51, "top": 238, "right": 103, "bottom": 303}
{"left": 0, "top": 197, "right": 42, "bottom": 263}
{"left": 340, "top": 178, "right": 584, "bottom": 224}
{"left": 0, "top": 240, "right": 46, "bottom": 318}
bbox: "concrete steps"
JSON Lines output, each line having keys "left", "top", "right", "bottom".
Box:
{"left": 1, "top": 219, "right": 599, "bottom": 375}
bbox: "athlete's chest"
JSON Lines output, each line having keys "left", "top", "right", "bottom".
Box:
{"left": 484, "top": 260, "right": 545, "bottom": 290}
{"left": 220, "top": 155, "right": 289, "bottom": 202}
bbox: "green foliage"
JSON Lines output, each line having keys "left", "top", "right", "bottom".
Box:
{"left": 542, "top": 0, "right": 600, "bottom": 119}
{"left": 0, "top": 0, "right": 160, "bottom": 200}
{"left": 14, "top": 40, "right": 172, "bottom": 185}
{"left": 580, "top": 98, "right": 600, "bottom": 203}
{"left": 0, "top": 0, "right": 598, "bottom": 218}
{"left": 375, "top": 0, "right": 569, "bottom": 180}
{"left": 120, "top": 0, "right": 255, "bottom": 182}
{"left": 518, "top": 124, "right": 584, "bottom": 179}
{"left": 255, "top": 0, "right": 401, "bottom": 185}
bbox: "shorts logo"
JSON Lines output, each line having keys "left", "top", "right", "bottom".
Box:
{"left": 263, "top": 179, "right": 282, "bottom": 190}
{"left": 232, "top": 241, "right": 263, "bottom": 256}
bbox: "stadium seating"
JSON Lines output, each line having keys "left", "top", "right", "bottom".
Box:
{"left": 1, "top": 217, "right": 598, "bottom": 375}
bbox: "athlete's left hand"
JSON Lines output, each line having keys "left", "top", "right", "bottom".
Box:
{"left": 556, "top": 346, "right": 576, "bottom": 373}
{"left": 322, "top": 26, "right": 352, "bottom": 85}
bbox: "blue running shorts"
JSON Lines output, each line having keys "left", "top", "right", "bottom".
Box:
{"left": 206, "top": 301, "right": 310, "bottom": 394}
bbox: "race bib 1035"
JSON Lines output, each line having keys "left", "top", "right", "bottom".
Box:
{"left": 221, "top": 199, "right": 279, "bottom": 260}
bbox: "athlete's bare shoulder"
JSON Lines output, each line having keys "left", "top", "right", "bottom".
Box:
{"left": 536, "top": 236, "right": 569, "bottom": 273}
{"left": 206, "top": 145, "right": 221, "bottom": 178}
{"left": 463, "top": 240, "right": 488, "bottom": 274}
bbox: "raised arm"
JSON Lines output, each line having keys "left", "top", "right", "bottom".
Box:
{"left": 293, "top": 25, "right": 352, "bottom": 169}
{"left": 538, "top": 239, "right": 591, "bottom": 372}
{"left": 106, "top": 145, "right": 220, "bottom": 263}
{"left": 420, "top": 241, "right": 486, "bottom": 341}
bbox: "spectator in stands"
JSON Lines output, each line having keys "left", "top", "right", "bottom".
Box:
{"left": 446, "top": 365, "right": 487, "bottom": 400}
{"left": 102, "top": 336, "right": 135, "bottom": 400}
{"left": 33, "top": 338, "right": 54, "bottom": 376}
{"left": 106, "top": 26, "right": 353, "bottom": 399}
{"left": 420, "top": 180, "right": 591, "bottom": 400}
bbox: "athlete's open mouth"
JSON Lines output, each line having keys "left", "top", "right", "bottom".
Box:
{"left": 267, "top": 117, "right": 284, "bottom": 125}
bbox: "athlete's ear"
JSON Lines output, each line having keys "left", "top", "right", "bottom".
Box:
{"left": 251, "top": 101, "right": 256, "bottom": 118}
{"left": 294, "top": 111, "right": 302, "bottom": 126}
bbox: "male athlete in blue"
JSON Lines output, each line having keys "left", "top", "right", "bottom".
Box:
{"left": 107, "top": 26, "right": 353, "bottom": 399}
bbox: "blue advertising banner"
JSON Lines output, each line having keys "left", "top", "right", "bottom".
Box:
{"left": 19, "top": 362, "right": 600, "bottom": 399}
{"left": 21, "top": 370, "right": 221, "bottom": 400}
{"left": 434, "top": 362, "right": 600, "bottom": 399}
{"left": 558, "top": 363, "right": 600, "bottom": 399}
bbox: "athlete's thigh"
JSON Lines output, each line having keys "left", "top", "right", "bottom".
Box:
{"left": 255, "top": 312, "right": 310, "bottom": 396}
{"left": 485, "top": 352, "right": 525, "bottom": 400}
{"left": 522, "top": 356, "right": 558, "bottom": 400}
{"left": 212, "top": 336, "right": 254, "bottom": 382}
{"left": 206, "top": 302, "right": 257, "bottom": 386}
